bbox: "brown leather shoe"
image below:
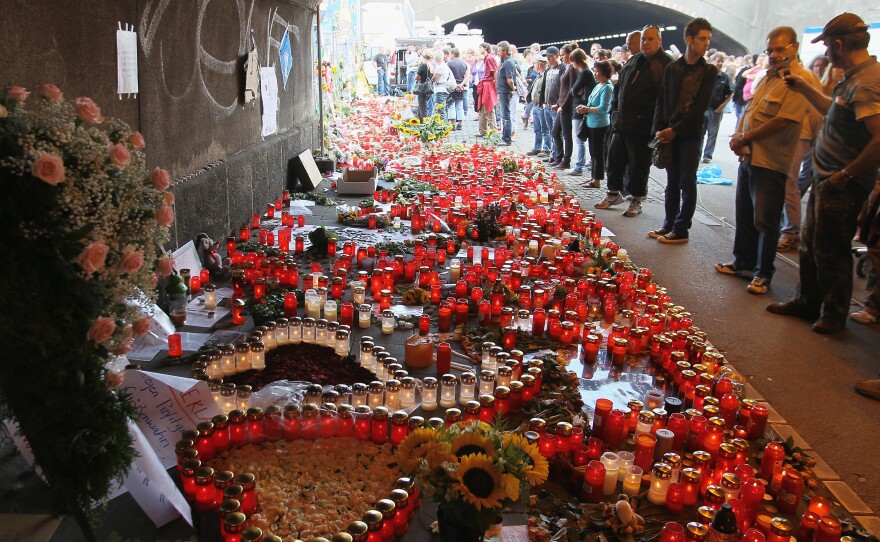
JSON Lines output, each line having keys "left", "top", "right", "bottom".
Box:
{"left": 855, "top": 379, "right": 880, "bottom": 401}
{"left": 811, "top": 317, "right": 845, "bottom": 334}
{"left": 766, "top": 299, "right": 820, "bottom": 321}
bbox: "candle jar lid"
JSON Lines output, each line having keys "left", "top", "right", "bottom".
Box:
{"left": 391, "top": 410, "right": 409, "bottom": 424}
{"left": 441, "top": 374, "right": 458, "bottom": 385}
{"left": 407, "top": 416, "right": 424, "bottom": 430}
{"left": 355, "top": 405, "right": 373, "bottom": 415}
{"left": 479, "top": 394, "right": 496, "bottom": 408}
{"left": 368, "top": 381, "right": 386, "bottom": 393}
{"left": 705, "top": 485, "right": 726, "bottom": 503}
{"left": 362, "top": 510, "right": 384, "bottom": 527}
{"left": 223, "top": 484, "right": 244, "bottom": 500}
{"left": 225, "top": 512, "right": 247, "bottom": 529}
{"left": 465, "top": 401, "right": 481, "bottom": 415}
{"left": 427, "top": 417, "right": 445, "bottom": 430}
{"left": 331, "top": 534, "right": 353, "bottom": 542}
{"left": 509, "top": 381, "right": 524, "bottom": 393}
{"left": 372, "top": 406, "right": 390, "bottom": 420}
{"left": 352, "top": 382, "right": 369, "bottom": 394}
{"left": 320, "top": 403, "right": 338, "bottom": 414}
{"left": 555, "top": 422, "right": 573, "bottom": 437}
{"left": 770, "top": 517, "right": 794, "bottom": 535}
{"left": 249, "top": 341, "right": 265, "bottom": 353}
{"left": 662, "top": 452, "right": 682, "bottom": 467}
{"left": 401, "top": 376, "right": 416, "bottom": 389}
{"left": 638, "top": 411, "right": 656, "bottom": 424}
{"left": 245, "top": 407, "right": 264, "bottom": 420}
{"left": 218, "top": 497, "right": 240, "bottom": 515}
{"left": 347, "top": 520, "right": 369, "bottom": 536}
{"left": 240, "top": 527, "right": 263, "bottom": 542}
{"left": 461, "top": 372, "right": 476, "bottom": 384}
{"left": 301, "top": 404, "right": 319, "bottom": 418}
{"left": 528, "top": 418, "right": 546, "bottom": 432}
{"left": 497, "top": 366, "right": 513, "bottom": 377}
{"left": 480, "top": 370, "right": 496, "bottom": 381}
{"left": 697, "top": 507, "right": 716, "bottom": 525}
{"left": 385, "top": 379, "right": 401, "bottom": 392}
{"left": 423, "top": 376, "right": 438, "bottom": 389}
{"left": 445, "top": 407, "right": 462, "bottom": 420}
{"left": 686, "top": 521, "right": 710, "bottom": 541}
{"left": 681, "top": 467, "right": 701, "bottom": 484}
{"left": 652, "top": 463, "right": 672, "bottom": 479}
{"left": 494, "top": 386, "right": 510, "bottom": 398}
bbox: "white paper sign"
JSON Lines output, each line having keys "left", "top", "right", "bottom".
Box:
{"left": 2, "top": 419, "right": 44, "bottom": 480}
{"left": 260, "top": 66, "right": 279, "bottom": 137}
{"left": 124, "top": 421, "right": 193, "bottom": 527}
{"left": 120, "top": 371, "right": 221, "bottom": 468}
{"left": 116, "top": 25, "right": 139, "bottom": 95}
{"left": 172, "top": 241, "right": 202, "bottom": 277}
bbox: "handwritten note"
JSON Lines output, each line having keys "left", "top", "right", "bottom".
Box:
{"left": 171, "top": 240, "right": 202, "bottom": 277}
{"left": 116, "top": 25, "right": 139, "bottom": 95}
{"left": 120, "top": 371, "right": 221, "bottom": 468}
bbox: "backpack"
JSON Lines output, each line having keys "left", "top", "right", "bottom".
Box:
{"left": 443, "top": 68, "right": 457, "bottom": 93}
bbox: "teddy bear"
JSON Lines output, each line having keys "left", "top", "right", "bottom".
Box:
{"left": 599, "top": 494, "right": 646, "bottom": 536}
{"left": 196, "top": 233, "right": 231, "bottom": 278}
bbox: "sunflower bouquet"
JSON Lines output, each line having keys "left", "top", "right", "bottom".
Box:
{"left": 394, "top": 114, "right": 454, "bottom": 144}
{"left": 398, "top": 421, "right": 549, "bottom": 535}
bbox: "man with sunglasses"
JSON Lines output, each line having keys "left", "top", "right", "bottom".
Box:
{"left": 716, "top": 27, "right": 820, "bottom": 294}
{"left": 767, "top": 13, "right": 880, "bottom": 339}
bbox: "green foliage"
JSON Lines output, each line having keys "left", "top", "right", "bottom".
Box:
{"left": 245, "top": 290, "right": 302, "bottom": 325}
{"left": 287, "top": 192, "right": 336, "bottom": 206}
{"left": 236, "top": 242, "right": 282, "bottom": 257}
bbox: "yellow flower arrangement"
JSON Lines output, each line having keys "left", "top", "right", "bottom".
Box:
{"left": 397, "top": 421, "right": 548, "bottom": 533}
{"left": 393, "top": 114, "right": 454, "bottom": 144}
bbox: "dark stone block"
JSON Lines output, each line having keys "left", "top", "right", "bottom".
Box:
{"left": 172, "top": 163, "right": 230, "bottom": 247}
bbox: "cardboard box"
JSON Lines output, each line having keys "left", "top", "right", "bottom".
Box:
{"left": 338, "top": 167, "right": 378, "bottom": 195}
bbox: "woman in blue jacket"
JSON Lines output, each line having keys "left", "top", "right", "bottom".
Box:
{"left": 576, "top": 60, "right": 614, "bottom": 188}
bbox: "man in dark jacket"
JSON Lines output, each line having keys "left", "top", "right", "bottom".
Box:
{"left": 595, "top": 26, "right": 672, "bottom": 217}
{"left": 648, "top": 18, "right": 718, "bottom": 243}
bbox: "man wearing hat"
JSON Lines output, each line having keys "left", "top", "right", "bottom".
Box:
{"left": 767, "top": 13, "right": 880, "bottom": 338}
{"left": 527, "top": 55, "right": 552, "bottom": 157}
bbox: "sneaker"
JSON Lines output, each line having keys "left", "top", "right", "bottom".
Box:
{"left": 623, "top": 200, "right": 642, "bottom": 217}
{"left": 701, "top": 157, "right": 712, "bottom": 164}
{"left": 746, "top": 276, "right": 770, "bottom": 294}
{"left": 526, "top": 149, "right": 541, "bottom": 156}
{"left": 565, "top": 168, "right": 583, "bottom": 176}
{"left": 658, "top": 232, "right": 689, "bottom": 244}
{"left": 647, "top": 227, "right": 670, "bottom": 239}
{"left": 714, "top": 262, "right": 744, "bottom": 276}
{"left": 777, "top": 237, "right": 800, "bottom": 251}
{"left": 850, "top": 310, "right": 878, "bottom": 324}
{"left": 595, "top": 193, "right": 626, "bottom": 209}
{"left": 538, "top": 151, "right": 550, "bottom": 157}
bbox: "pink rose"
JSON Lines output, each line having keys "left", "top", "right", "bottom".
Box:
{"left": 39, "top": 84, "right": 63, "bottom": 101}
{"left": 120, "top": 247, "right": 144, "bottom": 274}
{"left": 149, "top": 167, "right": 171, "bottom": 190}
{"left": 108, "top": 143, "right": 131, "bottom": 169}
{"left": 7, "top": 86, "right": 30, "bottom": 102}
{"left": 73, "top": 97, "right": 104, "bottom": 124}
{"left": 77, "top": 240, "right": 110, "bottom": 274}
{"left": 31, "top": 153, "right": 65, "bottom": 185}
{"left": 163, "top": 191, "right": 175, "bottom": 206}
{"left": 129, "top": 131, "right": 146, "bottom": 149}
{"left": 134, "top": 317, "right": 152, "bottom": 336}
{"left": 156, "top": 204, "right": 174, "bottom": 227}
{"left": 157, "top": 257, "right": 174, "bottom": 277}
{"left": 86, "top": 317, "right": 116, "bottom": 344}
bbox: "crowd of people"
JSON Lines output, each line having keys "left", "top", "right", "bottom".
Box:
{"left": 386, "top": 13, "right": 880, "bottom": 398}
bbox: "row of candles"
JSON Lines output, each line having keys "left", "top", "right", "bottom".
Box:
{"left": 175, "top": 404, "right": 423, "bottom": 542}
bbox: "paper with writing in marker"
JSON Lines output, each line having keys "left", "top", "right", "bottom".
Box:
{"left": 124, "top": 421, "right": 193, "bottom": 527}
{"left": 120, "top": 370, "right": 221, "bottom": 468}
{"left": 171, "top": 240, "right": 202, "bottom": 277}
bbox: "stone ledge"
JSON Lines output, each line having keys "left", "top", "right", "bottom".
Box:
{"left": 825, "top": 481, "right": 874, "bottom": 515}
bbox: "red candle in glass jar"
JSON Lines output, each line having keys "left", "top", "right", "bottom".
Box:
{"left": 592, "top": 398, "right": 613, "bottom": 440}
{"left": 438, "top": 303, "right": 452, "bottom": 332}
{"left": 228, "top": 412, "right": 246, "bottom": 446}
{"left": 538, "top": 433, "right": 557, "bottom": 458}
{"left": 797, "top": 511, "right": 820, "bottom": 542}
{"left": 666, "top": 483, "right": 684, "bottom": 514}
{"left": 807, "top": 495, "right": 831, "bottom": 517}
{"left": 371, "top": 408, "right": 390, "bottom": 444}
{"left": 582, "top": 460, "right": 606, "bottom": 503}
{"left": 814, "top": 517, "right": 841, "bottom": 542}
{"left": 455, "top": 298, "right": 469, "bottom": 325}
{"left": 660, "top": 522, "right": 685, "bottom": 542}
{"left": 236, "top": 473, "right": 257, "bottom": 516}
{"left": 390, "top": 413, "right": 408, "bottom": 446}
{"left": 605, "top": 409, "right": 627, "bottom": 450}
{"left": 776, "top": 469, "right": 804, "bottom": 514}
{"left": 748, "top": 404, "right": 769, "bottom": 440}
{"left": 587, "top": 437, "right": 603, "bottom": 460}
{"left": 760, "top": 442, "right": 785, "bottom": 481}
{"left": 168, "top": 333, "right": 183, "bottom": 358}
{"left": 532, "top": 308, "right": 547, "bottom": 337}
{"left": 283, "top": 292, "right": 298, "bottom": 317}
{"left": 194, "top": 467, "right": 216, "bottom": 511}
{"left": 633, "top": 433, "right": 657, "bottom": 472}
{"left": 742, "top": 529, "right": 766, "bottom": 542}
{"left": 572, "top": 445, "right": 590, "bottom": 466}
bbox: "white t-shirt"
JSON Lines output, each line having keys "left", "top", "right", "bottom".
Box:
{"left": 433, "top": 62, "right": 452, "bottom": 94}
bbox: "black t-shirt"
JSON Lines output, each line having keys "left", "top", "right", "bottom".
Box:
{"left": 374, "top": 53, "right": 388, "bottom": 70}
{"left": 416, "top": 62, "right": 429, "bottom": 82}
{"left": 732, "top": 66, "right": 748, "bottom": 104}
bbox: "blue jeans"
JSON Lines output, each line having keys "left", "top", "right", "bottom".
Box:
{"left": 499, "top": 91, "right": 513, "bottom": 143}
{"left": 542, "top": 107, "right": 558, "bottom": 158}
{"left": 733, "top": 162, "right": 787, "bottom": 279}
{"left": 448, "top": 93, "right": 465, "bottom": 121}
{"left": 702, "top": 108, "right": 723, "bottom": 160}
{"left": 377, "top": 68, "right": 388, "bottom": 95}
{"left": 508, "top": 94, "right": 519, "bottom": 134}
{"left": 433, "top": 91, "right": 449, "bottom": 121}
{"left": 571, "top": 116, "right": 587, "bottom": 171}
{"left": 524, "top": 101, "right": 534, "bottom": 122}
{"left": 463, "top": 88, "right": 471, "bottom": 119}
{"left": 407, "top": 71, "right": 416, "bottom": 92}
{"left": 532, "top": 106, "right": 550, "bottom": 151}
{"left": 662, "top": 138, "right": 702, "bottom": 236}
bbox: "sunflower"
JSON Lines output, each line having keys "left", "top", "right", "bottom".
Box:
{"left": 503, "top": 473, "right": 521, "bottom": 502}
{"left": 504, "top": 434, "right": 549, "bottom": 486}
{"left": 454, "top": 453, "right": 506, "bottom": 510}
{"left": 452, "top": 431, "right": 497, "bottom": 460}
{"left": 424, "top": 441, "right": 457, "bottom": 471}
{"left": 398, "top": 428, "right": 440, "bottom": 472}
{"left": 408, "top": 118, "right": 420, "bottom": 125}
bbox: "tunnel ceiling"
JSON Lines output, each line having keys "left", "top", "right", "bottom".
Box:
{"left": 444, "top": 0, "right": 746, "bottom": 56}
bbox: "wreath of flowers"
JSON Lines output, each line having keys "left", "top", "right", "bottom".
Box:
{"left": 0, "top": 84, "right": 171, "bottom": 532}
